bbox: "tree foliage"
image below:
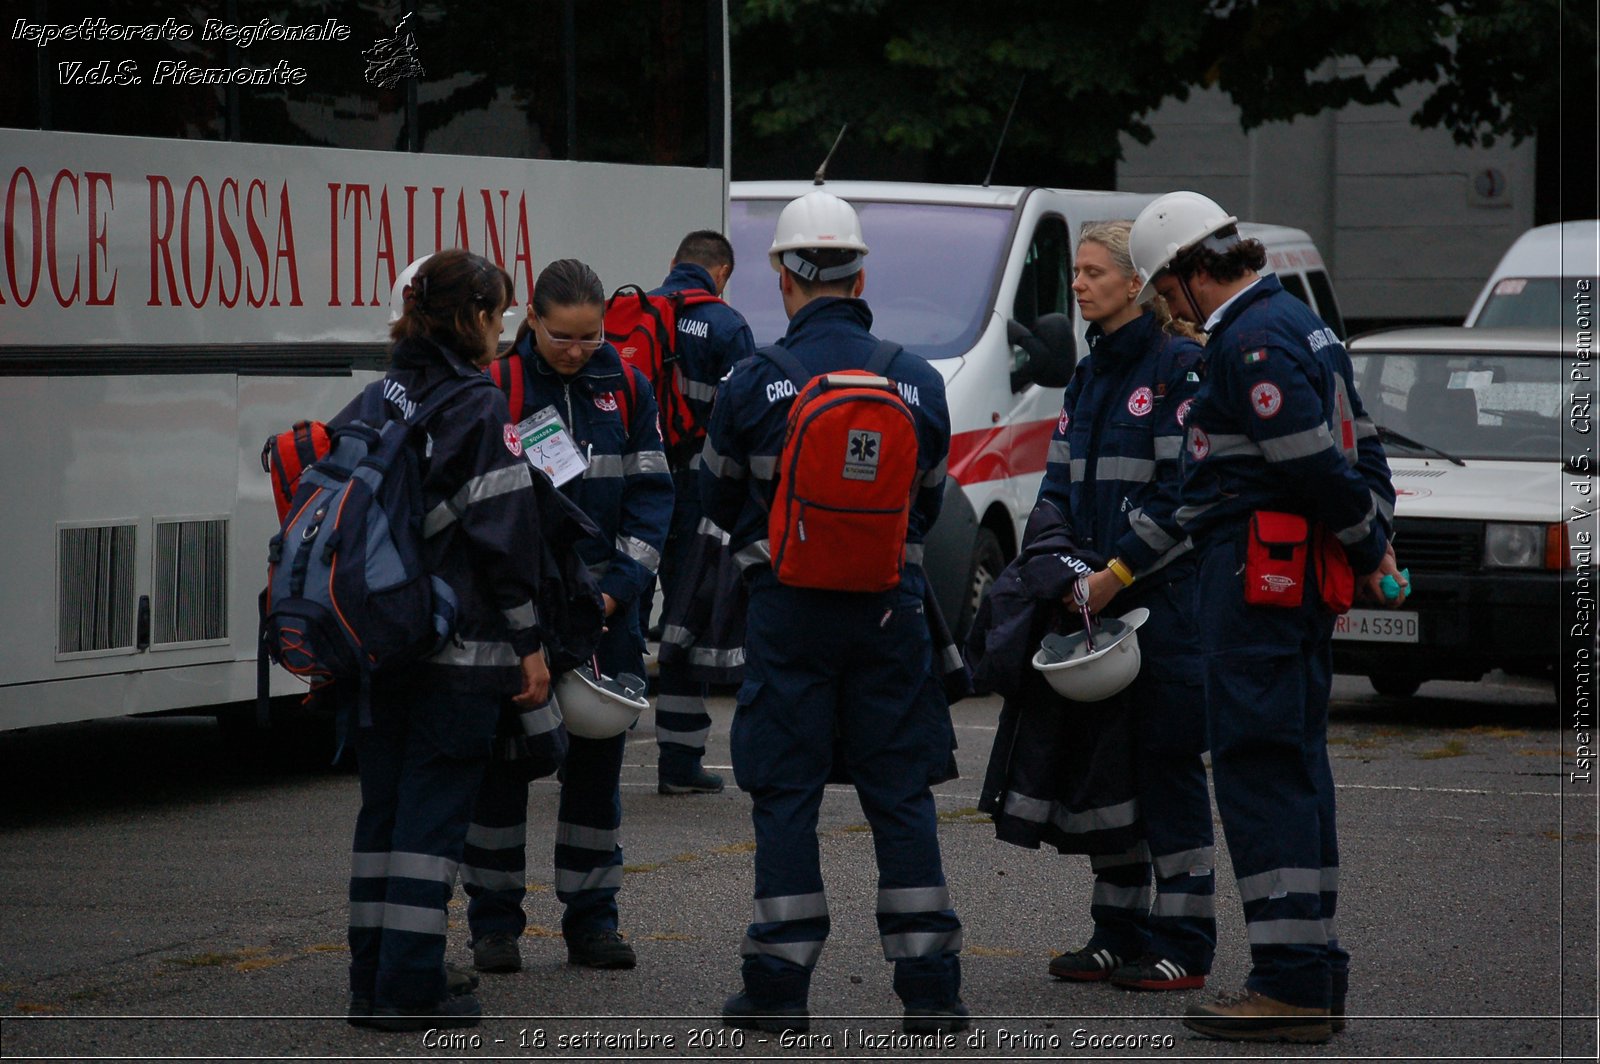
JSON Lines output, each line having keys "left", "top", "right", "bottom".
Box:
{"left": 729, "top": 0, "right": 1595, "bottom": 185}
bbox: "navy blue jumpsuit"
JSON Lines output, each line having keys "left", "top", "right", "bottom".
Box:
{"left": 461, "top": 338, "right": 672, "bottom": 943}
{"left": 1176, "top": 274, "right": 1393, "bottom": 1010}
{"left": 343, "top": 337, "right": 546, "bottom": 1012}
{"left": 699, "top": 296, "right": 963, "bottom": 1011}
{"left": 648, "top": 262, "right": 755, "bottom": 778}
{"left": 1035, "top": 311, "right": 1216, "bottom": 977}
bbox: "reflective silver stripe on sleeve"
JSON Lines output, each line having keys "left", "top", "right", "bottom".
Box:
{"left": 753, "top": 892, "right": 829, "bottom": 923}
{"left": 1173, "top": 501, "right": 1218, "bottom": 528}
{"left": 876, "top": 886, "right": 951, "bottom": 914}
{"left": 1153, "top": 435, "right": 1184, "bottom": 461}
{"left": 388, "top": 851, "right": 458, "bottom": 884}
{"left": 1354, "top": 415, "right": 1378, "bottom": 440}
{"left": 459, "top": 866, "right": 524, "bottom": 891}
{"left": 1152, "top": 846, "right": 1216, "bottom": 880}
{"left": 501, "top": 600, "right": 537, "bottom": 631}
{"left": 1247, "top": 919, "right": 1329, "bottom": 946}
{"left": 1047, "top": 439, "right": 1072, "bottom": 466}
{"left": 733, "top": 539, "right": 771, "bottom": 570}
{"left": 350, "top": 851, "right": 390, "bottom": 878}
{"left": 624, "top": 450, "right": 670, "bottom": 475}
{"left": 700, "top": 442, "right": 746, "bottom": 478}
{"left": 616, "top": 534, "right": 661, "bottom": 572}
{"left": 466, "top": 822, "right": 526, "bottom": 850}
{"left": 695, "top": 516, "right": 732, "bottom": 543}
{"left": 556, "top": 822, "right": 619, "bottom": 852}
{"left": 659, "top": 625, "right": 697, "bottom": 650}
{"left": 1095, "top": 456, "right": 1156, "bottom": 483}
{"left": 586, "top": 454, "right": 625, "bottom": 479}
{"left": 1374, "top": 491, "right": 1394, "bottom": 526}
{"left": 1068, "top": 458, "right": 1087, "bottom": 482}
{"left": 423, "top": 463, "right": 533, "bottom": 537}
{"left": 1092, "top": 882, "right": 1149, "bottom": 910}
{"left": 689, "top": 645, "right": 745, "bottom": 670}
{"left": 1259, "top": 423, "right": 1336, "bottom": 464}
{"left": 1236, "top": 867, "right": 1325, "bottom": 903}
{"left": 554, "top": 865, "right": 624, "bottom": 893}
{"left": 905, "top": 543, "right": 924, "bottom": 564}
{"left": 1153, "top": 892, "right": 1216, "bottom": 918}
{"left": 1335, "top": 496, "right": 1379, "bottom": 546}
{"left": 1205, "top": 433, "right": 1263, "bottom": 460}
{"left": 519, "top": 701, "right": 561, "bottom": 737}
{"left": 740, "top": 936, "right": 824, "bottom": 967}
{"left": 675, "top": 367, "right": 719, "bottom": 402}
{"left": 749, "top": 454, "right": 778, "bottom": 481}
{"left": 942, "top": 642, "right": 964, "bottom": 674}
{"left": 1127, "top": 506, "right": 1178, "bottom": 554}
{"left": 348, "top": 901, "right": 447, "bottom": 936}
{"left": 881, "top": 929, "right": 963, "bottom": 960}
{"left": 427, "top": 639, "right": 518, "bottom": 668}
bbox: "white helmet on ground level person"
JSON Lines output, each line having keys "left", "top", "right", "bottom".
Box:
{"left": 555, "top": 666, "right": 650, "bottom": 739}
{"left": 1129, "top": 191, "right": 1239, "bottom": 303}
{"left": 388, "top": 255, "right": 433, "bottom": 323}
{"left": 1031, "top": 607, "right": 1151, "bottom": 702}
{"left": 768, "top": 190, "right": 869, "bottom": 282}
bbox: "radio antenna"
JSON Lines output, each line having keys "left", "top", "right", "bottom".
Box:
{"left": 814, "top": 124, "right": 848, "bottom": 185}
{"left": 982, "top": 76, "right": 1026, "bottom": 188}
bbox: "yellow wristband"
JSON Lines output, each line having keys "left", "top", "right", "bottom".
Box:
{"left": 1107, "top": 558, "right": 1135, "bottom": 587}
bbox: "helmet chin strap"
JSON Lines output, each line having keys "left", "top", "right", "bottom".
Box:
{"left": 1177, "top": 273, "right": 1204, "bottom": 325}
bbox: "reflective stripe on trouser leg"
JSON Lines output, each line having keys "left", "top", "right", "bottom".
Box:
{"left": 1199, "top": 534, "right": 1338, "bottom": 1009}
{"left": 555, "top": 731, "right": 626, "bottom": 936}
{"left": 1085, "top": 843, "right": 1152, "bottom": 958}
{"left": 462, "top": 756, "right": 530, "bottom": 939}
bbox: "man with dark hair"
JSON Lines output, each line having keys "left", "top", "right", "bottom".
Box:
{"left": 701, "top": 190, "right": 965, "bottom": 1036}
{"left": 1129, "top": 191, "right": 1408, "bottom": 1044}
{"left": 649, "top": 229, "right": 755, "bottom": 795}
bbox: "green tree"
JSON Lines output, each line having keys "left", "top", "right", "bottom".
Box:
{"left": 730, "top": 0, "right": 1595, "bottom": 201}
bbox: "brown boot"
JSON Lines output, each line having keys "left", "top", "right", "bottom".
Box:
{"left": 1183, "top": 988, "right": 1333, "bottom": 1043}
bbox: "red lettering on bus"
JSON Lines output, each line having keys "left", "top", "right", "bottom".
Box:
{"left": 7, "top": 167, "right": 43, "bottom": 307}
{"left": 431, "top": 186, "right": 445, "bottom": 252}
{"left": 217, "top": 178, "right": 242, "bottom": 308}
{"left": 510, "top": 194, "right": 534, "bottom": 300}
{"left": 86, "top": 171, "right": 115, "bottom": 305}
{"left": 147, "top": 174, "right": 179, "bottom": 306}
{"left": 451, "top": 190, "right": 471, "bottom": 250}
{"left": 270, "top": 182, "right": 301, "bottom": 307}
{"left": 181, "top": 176, "right": 214, "bottom": 307}
{"left": 47, "top": 169, "right": 81, "bottom": 306}
{"left": 342, "top": 183, "right": 372, "bottom": 306}
{"left": 326, "top": 182, "right": 340, "bottom": 306}
{"left": 245, "top": 179, "right": 270, "bottom": 308}
{"left": 403, "top": 185, "right": 417, "bottom": 264}
{"left": 372, "top": 186, "right": 398, "bottom": 306}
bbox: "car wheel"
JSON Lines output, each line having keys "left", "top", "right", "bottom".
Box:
{"left": 957, "top": 528, "right": 1007, "bottom": 640}
{"left": 1368, "top": 673, "right": 1423, "bottom": 698}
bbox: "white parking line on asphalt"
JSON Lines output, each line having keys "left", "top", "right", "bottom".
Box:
{"left": 1337, "top": 782, "right": 1561, "bottom": 798}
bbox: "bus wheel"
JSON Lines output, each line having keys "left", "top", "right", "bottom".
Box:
{"left": 958, "top": 528, "right": 1007, "bottom": 639}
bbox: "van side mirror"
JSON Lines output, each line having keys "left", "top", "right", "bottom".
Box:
{"left": 1007, "top": 312, "right": 1077, "bottom": 391}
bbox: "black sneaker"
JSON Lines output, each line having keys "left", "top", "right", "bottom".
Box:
{"left": 658, "top": 766, "right": 725, "bottom": 795}
{"left": 1109, "top": 953, "right": 1205, "bottom": 991}
{"left": 366, "top": 992, "right": 483, "bottom": 1033}
{"left": 472, "top": 931, "right": 522, "bottom": 973}
{"left": 349, "top": 966, "right": 477, "bottom": 1026}
{"left": 904, "top": 998, "right": 970, "bottom": 1034}
{"left": 1331, "top": 993, "right": 1346, "bottom": 1034}
{"left": 566, "top": 928, "right": 637, "bottom": 969}
{"left": 722, "top": 991, "right": 809, "bottom": 1035}
{"left": 1048, "top": 945, "right": 1123, "bottom": 982}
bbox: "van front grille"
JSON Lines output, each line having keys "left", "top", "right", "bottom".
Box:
{"left": 1392, "top": 518, "right": 1481, "bottom": 572}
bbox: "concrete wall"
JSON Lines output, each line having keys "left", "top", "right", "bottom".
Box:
{"left": 1117, "top": 61, "right": 1536, "bottom": 326}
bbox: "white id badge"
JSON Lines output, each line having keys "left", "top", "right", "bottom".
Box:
{"left": 516, "top": 405, "right": 588, "bottom": 487}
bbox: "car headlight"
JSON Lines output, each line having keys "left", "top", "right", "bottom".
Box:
{"left": 1483, "top": 523, "right": 1545, "bottom": 568}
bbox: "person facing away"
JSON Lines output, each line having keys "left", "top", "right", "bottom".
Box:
{"left": 460, "top": 258, "right": 673, "bottom": 977}
{"left": 344, "top": 248, "right": 544, "bottom": 1033}
{"left": 1031, "top": 219, "right": 1216, "bottom": 992}
{"left": 699, "top": 189, "right": 967, "bottom": 1036}
{"left": 1130, "top": 190, "right": 1407, "bottom": 1045}
{"left": 648, "top": 229, "right": 755, "bottom": 795}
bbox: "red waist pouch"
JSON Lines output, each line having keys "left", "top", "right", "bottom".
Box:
{"left": 1245, "top": 511, "right": 1308, "bottom": 608}
{"left": 1313, "top": 525, "right": 1355, "bottom": 614}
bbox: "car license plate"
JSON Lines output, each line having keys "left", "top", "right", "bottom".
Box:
{"left": 1333, "top": 609, "right": 1419, "bottom": 643}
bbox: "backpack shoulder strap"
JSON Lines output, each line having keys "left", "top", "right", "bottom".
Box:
{"left": 755, "top": 344, "right": 811, "bottom": 391}
{"left": 412, "top": 372, "right": 492, "bottom": 428}
{"left": 864, "top": 339, "right": 903, "bottom": 378}
{"left": 676, "top": 288, "right": 723, "bottom": 308}
{"left": 617, "top": 364, "right": 642, "bottom": 430}
{"left": 488, "top": 351, "right": 526, "bottom": 422}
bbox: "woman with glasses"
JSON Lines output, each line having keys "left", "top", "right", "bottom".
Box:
{"left": 460, "top": 258, "right": 674, "bottom": 976}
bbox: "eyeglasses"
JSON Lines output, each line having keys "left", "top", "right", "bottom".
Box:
{"left": 537, "top": 317, "right": 606, "bottom": 351}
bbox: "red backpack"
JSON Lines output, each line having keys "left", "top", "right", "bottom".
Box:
{"left": 603, "top": 284, "right": 722, "bottom": 450}
{"left": 261, "top": 420, "right": 331, "bottom": 522}
{"left": 488, "top": 349, "right": 636, "bottom": 430}
{"left": 761, "top": 342, "right": 920, "bottom": 592}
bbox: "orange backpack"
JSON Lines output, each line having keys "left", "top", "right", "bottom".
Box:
{"left": 603, "top": 284, "right": 723, "bottom": 450}
{"left": 762, "top": 342, "right": 920, "bottom": 592}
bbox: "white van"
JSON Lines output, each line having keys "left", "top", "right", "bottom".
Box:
{"left": 1244, "top": 222, "right": 1347, "bottom": 338}
{"left": 1465, "top": 219, "right": 1600, "bottom": 328}
{"left": 727, "top": 181, "right": 1342, "bottom": 633}
{"left": 1336, "top": 326, "right": 1580, "bottom": 695}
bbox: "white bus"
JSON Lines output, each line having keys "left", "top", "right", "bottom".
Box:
{"left": 0, "top": 3, "right": 730, "bottom": 735}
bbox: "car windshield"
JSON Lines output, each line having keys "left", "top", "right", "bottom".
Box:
{"left": 1474, "top": 277, "right": 1598, "bottom": 328}
{"left": 727, "top": 198, "right": 1013, "bottom": 358}
{"left": 1350, "top": 349, "right": 1568, "bottom": 461}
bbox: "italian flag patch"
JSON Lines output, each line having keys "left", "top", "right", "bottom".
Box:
{"left": 1243, "top": 349, "right": 1267, "bottom": 364}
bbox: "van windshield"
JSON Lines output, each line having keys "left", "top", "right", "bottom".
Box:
{"left": 1474, "top": 277, "right": 1598, "bottom": 328}
{"left": 727, "top": 199, "right": 1013, "bottom": 358}
{"left": 1350, "top": 349, "right": 1567, "bottom": 461}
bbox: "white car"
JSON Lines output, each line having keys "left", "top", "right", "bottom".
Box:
{"left": 1337, "top": 326, "right": 1583, "bottom": 695}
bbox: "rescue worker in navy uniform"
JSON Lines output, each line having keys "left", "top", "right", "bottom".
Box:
{"left": 649, "top": 230, "right": 755, "bottom": 794}
{"left": 460, "top": 259, "right": 673, "bottom": 975}
{"left": 701, "top": 191, "right": 967, "bottom": 1035}
{"left": 1129, "top": 192, "right": 1408, "bottom": 1043}
{"left": 345, "top": 249, "right": 544, "bottom": 1032}
{"left": 1037, "top": 220, "right": 1216, "bottom": 991}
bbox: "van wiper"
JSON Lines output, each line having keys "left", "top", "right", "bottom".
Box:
{"left": 1376, "top": 425, "right": 1466, "bottom": 466}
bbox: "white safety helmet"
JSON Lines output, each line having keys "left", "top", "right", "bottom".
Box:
{"left": 1031, "top": 607, "right": 1151, "bottom": 702}
{"left": 768, "top": 190, "right": 869, "bottom": 282}
{"left": 1129, "top": 191, "right": 1238, "bottom": 302}
{"left": 388, "top": 255, "right": 432, "bottom": 323}
{"left": 555, "top": 666, "right": 649, "bottom": 739}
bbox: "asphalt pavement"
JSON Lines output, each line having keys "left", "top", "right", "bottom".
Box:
{"left": 0, "top": 670, "right": 1592, "bottom": 1062}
